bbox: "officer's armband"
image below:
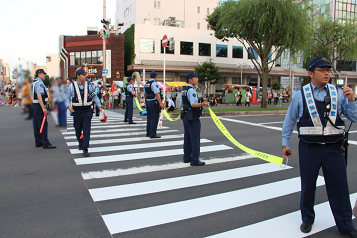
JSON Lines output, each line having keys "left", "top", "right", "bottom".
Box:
{"left": 89, "top": 92, "right": 96, "bottom": 98}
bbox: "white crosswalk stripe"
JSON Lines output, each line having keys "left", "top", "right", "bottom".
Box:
{"left": 56, "top": 111, "right": 353, "bottom": 237}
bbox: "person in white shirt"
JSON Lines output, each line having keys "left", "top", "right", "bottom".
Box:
{"left": 165, "top": 97, "right": 175, "bottom": 111}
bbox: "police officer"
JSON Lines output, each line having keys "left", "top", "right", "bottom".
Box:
{"left": 144, "top": 71, "right": 164, "bottom": 138}
{"left": 282, "top": 56, "right": 357, "bottom": 237}
{"left": 67, "top": 68, "right": 103, "bottom": 157}
{"left": 32, "top": 69, "right": 56, "bottom": 149}
{"left": 181, "top": 71, "right": 209, "bottom": 166}
{"left": 95, "top": 82, "right": 102, "bottom": 116}
{"left": 124, "top": 77, "right": 136, "bottom": 124}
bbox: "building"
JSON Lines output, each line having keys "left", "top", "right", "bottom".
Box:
{"left": 46, "top": 53, "right": 60, "bottom": 78}
{"left": 59, "top": 33, "right": 124, "bottom": 85}
{"left": 0, "top": 59, "right": 10, "bottom": 86}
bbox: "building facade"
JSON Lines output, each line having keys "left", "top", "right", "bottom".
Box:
{"left": 46, "top": 53, "right": 60, "bottom": 79}
{"left": 0, "top": 59, "right": 10, "bottom": 86}
{"left": 59, "top": 34, "right": 124, "bottom": 85}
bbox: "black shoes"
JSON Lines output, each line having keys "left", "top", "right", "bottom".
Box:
{"left": 36, "top": 144, "right": 43, "bottom": 148}
{"left": 124, "top": 120, "right": 128, "bottom": 122}
{"left": 183, "top": 161, "right": 191, "bottom": 163}
{"left": 83, "top": 150, "right": 89, "bottom": 157}
{"left": 150, "top": 135, "right": 161, "bottom": 138}
{"left": 78, "top": 146, "right": 83, "bottom": 150}
{"left": 43, "top": 145, "right": 56, "bottom": 149}
{"left": 190, "top": 161, "right": 205, "bottom": 166}
{"left": 128, "top": 122, "right": 136, "bottom": 124}
{"left": 146, "top": 134, "right": 150, "bottom": 137}
{"left": 343, "top": 230, "right": 357, "bottom": 238}
{"left": 56, "top": 124, "right": 67, "bottom": 127}
{"left": 300, "top": 223, "right": 312, "bottom": 233}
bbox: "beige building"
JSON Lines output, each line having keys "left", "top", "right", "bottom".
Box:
{"left": 0, "top": 59, "right": 10, "bottom": 85}
{"left": 46, "top": 53, "right": 60, "bottom": 78}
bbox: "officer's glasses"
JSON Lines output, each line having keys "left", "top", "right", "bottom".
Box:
{"left": 315, "top": 68, "right": 332, "bottom": 73}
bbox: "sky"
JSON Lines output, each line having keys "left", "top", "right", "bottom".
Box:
{"left": 0, "top": 0, "right": 116, "bottom": 73}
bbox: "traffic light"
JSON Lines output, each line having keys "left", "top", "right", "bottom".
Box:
{"left": 101, "top": 18, "right": 111, "bottom": 37}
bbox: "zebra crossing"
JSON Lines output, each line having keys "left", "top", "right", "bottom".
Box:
{"left": 61, "top": 110, "right": 356, "bottom": 237}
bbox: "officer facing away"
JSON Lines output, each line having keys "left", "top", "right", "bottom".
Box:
{"left": 67, "top": 68, "right": 103, "bottom": 157}
{"left": 282, "top": 56, "right": 357, "bottom": 237}
{"left": 144, "top": 71, "right": 164, "bottom": 138}
{"left": 124, "top": 77, "right": 136, "bottom": 124}
{"left": 95, "top": 81, "right": 102, "bottom": 117}
{"left": 32, "top": 69, "right": 56, "bottom": 149}
{"left": 181, "top": 71, "right": 209, "bottom": 166}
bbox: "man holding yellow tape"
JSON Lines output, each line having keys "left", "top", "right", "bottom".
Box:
{"left": 181, "top": 71, "right": 209, "bottom": 166}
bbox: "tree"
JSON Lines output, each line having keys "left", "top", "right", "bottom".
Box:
{"left": 272, "top": 81, "right": 281, "bottom": 91}
{"left": 124, "top": 24, "right": 136, "bottom": 77}
{"left": 194, "top": 61, "right": 222, "bottom": 97}
{"left": 43, "top": 75, "right": 54, "bottom": 87}
{"left": 302, "top": 16, "right": 357, "bottom": 78}
{"left": 207, "top": 0, "right": 310, "bottom": 107}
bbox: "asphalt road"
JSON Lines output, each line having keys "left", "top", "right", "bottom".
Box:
{"left": 1, "top": 106, "right": 357, "bottom": 238}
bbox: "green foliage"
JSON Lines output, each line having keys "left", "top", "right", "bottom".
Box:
{"left": 207, "top": 0, "right": 310, "bottom": 107}
{"left": 302, "top": 16, "right": 357, "bottom": 76}
{"left": 194, "top": 62, "right": 222, "bottom": 96}
{"left": 272, "top": 81, "right": 281, "bottom": 91}
{"left": 124, "top": 24, "right": 136, "bottom": 77}
{"left": 43, "top": 75, "right": 54, "bottom": 87}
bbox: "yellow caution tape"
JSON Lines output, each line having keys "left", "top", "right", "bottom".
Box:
{"left": 163, "top": 109, "right": 181, "bottom": 121}
{"left": 135, "top": 97, "right": 144, "bottom": 111}
{"left": 208, "top": 107, "right": 283, "bottom": 166}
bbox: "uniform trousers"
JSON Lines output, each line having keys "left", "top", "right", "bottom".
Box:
{"left": 33, "top": 104, "right": 50, "bottom": 147}
{"left": 146, "top": 100, "right": 159, "bottom": 137}
{"left": 299, "top": 140, "right": 355, "bottom": 233}
{"left": 183, "top": 115, "right": 201, "bottom": 163}
{"left": 125, "top": 96, "right": 133, "bottom": 122}
{"left": 73, "top": 107, "right": 92, "bottom": 151}
{"left": 55, "top": 101, "right": 67, "bottom": 125}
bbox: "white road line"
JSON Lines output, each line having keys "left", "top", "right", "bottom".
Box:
{"left": 218, "top": 117, "right": 298, "bottom": 134}
{"left": 259, "top": 121, "right": 284, "bottom": 125}
{"left": 62, "top": 125, "right": 163, "bottom": 135}
{"left": 348, "top": 140, "right": 357, "bottom": 145}
{"left": 74, "top": 145, "right": 233, "bottom": 165}
{"left": 81, "top": 154, "right": 257, "bottom": 179}
{"left": 66, "top": 122, "right": 146, "bottom": 130}
{"left": 64, "top": 129, "right": 177, "bottom": 140}
{"left": 101, "top": 176, "right": 325, "bottom": 235}
{"left": 349, "top": 131, "right": 357, "bottom": 134}
{"left": 67, "top": 134, "right": 184, "bottom": 146}
{"left": 70, "top": 139, "right": 211, "bottom": 154}
{"left": 89, "top": 163, "right": 292, "bottom": 202}
{"left": 208, "top": 193, "right": 357, "bottom": 238}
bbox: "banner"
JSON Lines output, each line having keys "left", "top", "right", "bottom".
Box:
{"left": 134, "top": 97, "right": 144, "bottom": 111}
{"left": 163, "top": 110, "right": 181, "bottom": 121}
{"left": 208, "top": 107, "right": 283, "bottom": 166}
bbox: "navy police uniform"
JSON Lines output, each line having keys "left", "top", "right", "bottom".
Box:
{"left": 180, "top": 72, "right": 204, "bottom": 166}
{"left": 124, "top": 77, "right": 135, "bottom": 123}
{"left": 282, "top": 56, "right": 357, "bottom": 234}
{"left": 67, "top": 69, "right": 102, "bottom": 156}
{"left": 144, "top": 71, "right": 162, "bottom": 138}
{"left": 32, "top": 69, "right": 55, "bottom": 148}
{"left": 95, "top": 83, "right": 102, "bottom": 116}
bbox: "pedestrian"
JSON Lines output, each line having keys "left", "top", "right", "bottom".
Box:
{"left": 282, "top": 56, "right": 357, "bottom": 237}
{"left": 245, "top": 90, "right": 251, "bottom": 107}
{"left": 32, "top": 69, "right": 56, "bottom": 149}
{"left": 144, "top": 71, "right": 164, "bottom": 138}
{"left": 181, "top": 71, "right": 209, "bottom": 166}
{"left": 235, "top": 90, "right": 242, "bottom": 106}
{"left": 171, "top": 88, "right": 177, "bottom": 107}
{"left": 278, "top": 91, "right": 282, "bottom": 106}
{"left": 273, "top": 90, "right": 278, "bottom": 105}
{"left": 165, "top": 96, "right": 175, "bottom": 111}
{"left": 113, "top": 86, "right": 119, "bottom": 109}
{"left": 124, "top": 77, "right": 136, "bottom": 124}
{"left": 67, "top": 68, "right": 103, "bottom": 157}
{"left": 22, "top": 78, "right": 33, "bottom": 120}
{"left": 121, "top": 91, "right": 126, "bottom": 109}
{"left": 95, "top": 82, "right": 102, "bottom": 116}
{"left": 53, "top": 77, "right": 67, "bottom": 127}
{"left": 267, "top": 91, "right": 273, "bottom": 104}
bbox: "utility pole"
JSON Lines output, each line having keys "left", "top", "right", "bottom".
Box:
{"left": 102, "top": 0, "right": 107, "bottom": 89}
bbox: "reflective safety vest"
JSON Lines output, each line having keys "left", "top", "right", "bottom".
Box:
{"left": 145, "top": 80, "right": 156, "bottom": 100}
{"left": 71, "top": 81, "right": 93, "bottom": 109}
{"left": 181, "top": 85, "right": 202, "bottom": 117}
{"left": 297, "top": 83, "right": 345, "bottom": 143}
{"left": 31, "top": 80, "right": 48, "bottom": 104}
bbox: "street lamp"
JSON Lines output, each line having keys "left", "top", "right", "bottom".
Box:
{"left": 237, "top": 62, "right": 247, "bottom": 85}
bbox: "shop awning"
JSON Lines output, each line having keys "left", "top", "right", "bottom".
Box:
{"left": 224, "top": 83, "right": 250, "bottom": 88}
{"left": 114, "top": 81, "right": 141, "bottom": 88}
{"left": 141, "top": 81, "right": 169, "bottom": 92}
{"left": 165, "top": 81, "right": 187, "bottom": 87}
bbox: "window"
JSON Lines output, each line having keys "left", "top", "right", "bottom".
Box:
{"left": 81, "top": 52, "right": 86, "bottom": 65}
{"left": 70, "top": 52, "right": 75, "bottom": 66}
{"left": 197, "top": 6, "right": 200, "bottom": 13}
{"left": 140, "top": 39, "right": 155, "bottom": 53}
{"left": 248, "top": 47, "right": 257, "bottom": 59}
{"left": 154, "top": 18, "right": 161, "bottom": 25}
{"left": 154, "top": 1, "right": 161, "bottom": 8}
{"left": 207, "top": 8, "right": 210, "bottom": 14}
{"left": 46, "top": 56, "right": 51, "bottom": 62}
{"left": 216, "top": 44, "right": 227, "bottom": 57}
{"left": 86, "top": 51, "right": 92, "bottom": 64}
{"left": 199, "top": 43, "right": 211, "bottom": 56}
{"left": 92, "top": 51, "right": 97, "bottom": 64}
{"left": 232, "top": 46, "right": 243, "bottom": 58}
{"left": 124, "top": 7, "right": 129, "bottom": 17}
{"left": 180, "top": 41, "right": 193, "bottom": 55}
{"left": 161, "top": 40, "right": 174, "bottom": 54}
{"left": 75, "top": 52, "right": 80, "bottom": 65}
{"left": 197, "top": 22, "right": 200, "bottom": 29}
{"left": 97, "top": 51, "right": 103, "bottom": 64}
